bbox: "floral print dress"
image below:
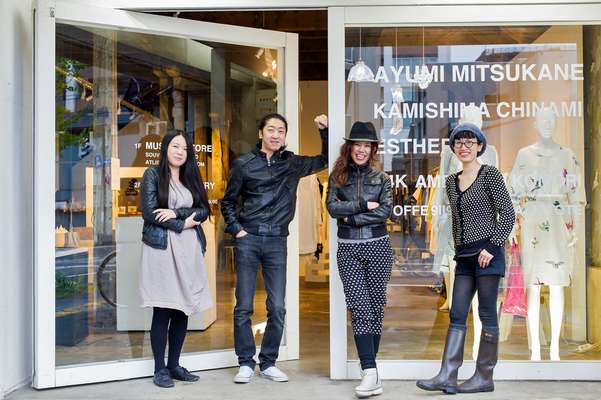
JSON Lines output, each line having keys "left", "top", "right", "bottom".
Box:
{"left": 509, "top": 144, "right": 585, "bottom": 287}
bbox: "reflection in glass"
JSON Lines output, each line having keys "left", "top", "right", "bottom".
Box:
{"left": 345, "top": 25, "right": 599, "bottom": 363}
{"left": 55, "top": 23, "right": 279, "bottom": 366}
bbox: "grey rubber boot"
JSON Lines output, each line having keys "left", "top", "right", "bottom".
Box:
{"left": 416, "top": 327, "right": 466, "bottom": 395}
{"left": 458, "top": 330, "right": 498, "bottom": 393}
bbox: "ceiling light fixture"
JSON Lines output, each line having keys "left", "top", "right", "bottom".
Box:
{"left": 347, "top": 27, "right": 375, "bottom": 82}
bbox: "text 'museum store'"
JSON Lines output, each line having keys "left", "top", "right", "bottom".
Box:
{"left": 345, "top": 25, "right": 601, "bottom": 362}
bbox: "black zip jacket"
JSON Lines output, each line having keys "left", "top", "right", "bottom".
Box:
{"left": 140, "top": 167, "right": 208, "bottom": 253}
{"left": 220, "top": 128, "right": 328, "bottom": 237}
{"left": 326, "top": 163, "right": 392, "bottom": 240}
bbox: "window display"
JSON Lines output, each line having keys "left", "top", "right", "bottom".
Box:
{"left": 345, "top": 25, "right": 599, "bottom": 362}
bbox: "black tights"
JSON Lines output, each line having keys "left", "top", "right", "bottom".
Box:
{"left": 449, "top": 275, "right": 501, "bottom": 334}
{"left": 151, "top": 307, "right": 189, "bottom": 372}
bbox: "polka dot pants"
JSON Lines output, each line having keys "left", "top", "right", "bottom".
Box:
{"left": 337, "top": 236, "right": 394, "bottom": 336}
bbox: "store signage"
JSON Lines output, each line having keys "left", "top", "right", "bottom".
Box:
{"left": 390, "top": 174, "right": 439, "bottom": 189}
{"left": 371, "top": 63, "right": 584, "bottom": 121}
{"left": 379, "top": 138, "right": 449, "bottom": 155}
{"left": 374, "top": 100, "right": 582, "bottom": 120}
{"left": 134, "top": 140, "right": 211, "bottom": 167}
{"left": 372, "top": 63, "right": 584, "bottom": 84}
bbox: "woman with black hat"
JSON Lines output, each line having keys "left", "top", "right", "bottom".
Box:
{"left": 416, "top": 123, "right": 515, "bottom": 394}
{"left": 326, "top": 121, "right": 394, "bottom": 398}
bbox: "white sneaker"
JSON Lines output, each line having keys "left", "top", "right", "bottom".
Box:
{"left": 233, "top": 366, "right": 254, "bottom": 384}
{"left": 260, "top": 366, "right": 289, "bottom": 382}
{"left": 355, "top": 368, "right": 383, "bottom": 398}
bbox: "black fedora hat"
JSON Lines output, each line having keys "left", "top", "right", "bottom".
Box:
{"left": 345, "top": 121, "right": 380, "bottom": 143}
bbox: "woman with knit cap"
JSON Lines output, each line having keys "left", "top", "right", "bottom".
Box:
{"left": 416, "top": 123, "right": 515, "bottom": 394}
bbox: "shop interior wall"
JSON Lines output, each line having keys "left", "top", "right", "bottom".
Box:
{"left": 298, "top": 80, "right": 328, "bottom": 276}
{"left": 300, "top": 81, "right": 328, "bottom": 155}
{"left": 0, "top": 0, "right": 34, "bottom": 397}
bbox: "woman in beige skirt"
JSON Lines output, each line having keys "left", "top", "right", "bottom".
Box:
{"left": 139, "top": 129, "right": 212, "bottom": 388}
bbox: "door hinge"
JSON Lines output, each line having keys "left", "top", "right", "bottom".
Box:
{"left": 50, "top": 7, "right": 55, "bottom": 18}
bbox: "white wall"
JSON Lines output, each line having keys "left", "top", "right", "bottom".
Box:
{"left": 0, "top": 0, "right": 34, "bottom": 398}
{"left": 299, "top": 81, "right": 328, "bottom": 155}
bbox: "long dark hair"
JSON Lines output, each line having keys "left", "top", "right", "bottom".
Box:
{"left": 331, "top": 141, "right": 381, "bottom": 187}
{"left": 157, "top": 130, "right": 209, "bottom": 212}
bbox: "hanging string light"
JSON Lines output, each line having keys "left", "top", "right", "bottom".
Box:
{"left": 390, "top": 27, "right": 405, "bottom": 103}
{"left": 390, "top": 27, "right": 405, "bottom": 135}
{"left": 415, "top": 26, "right": 433, "bottom": 90}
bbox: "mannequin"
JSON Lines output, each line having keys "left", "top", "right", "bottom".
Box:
{"left": 433, "top": 105, "right": 499, "bottom": 360}
{"left": 509, "top": 108, "right": 585, "bottom": 361}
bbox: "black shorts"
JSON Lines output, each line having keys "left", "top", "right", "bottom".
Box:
{"left": 455, "top": 248, "right": 506, "bottom": 278}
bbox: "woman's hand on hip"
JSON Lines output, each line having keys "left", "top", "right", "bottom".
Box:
{"left": 367, "top": 202, "right": 380, "bottom": 210}
{"left": 153, "top": 208, "right": 176, "bottom": 222}
{"left": 184, "top": 214, "right": 201, "bottom": 229}
{"left": 236, "top": 230, "right": 248, "bottom": 238}
{"left": 478, "top": 249, "right": 494, "bottom": 268}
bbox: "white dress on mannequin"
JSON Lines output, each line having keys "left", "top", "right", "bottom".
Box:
{"left": 508, "top": 107, "right": 585, "bottom": 361}
{"left": 509, "top": 145, "right": 584, "bottom": 287}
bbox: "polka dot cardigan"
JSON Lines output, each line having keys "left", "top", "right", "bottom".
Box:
{"left": 445, "top": 164, "right": 516, "bottom": 257}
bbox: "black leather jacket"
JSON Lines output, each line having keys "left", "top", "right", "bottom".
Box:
{"left": 221, "top": 128, "right": 328, "bottom": 237}
{"left": 140, "top": 167, "right": 208, "bottom": 253}
{"left": 326, "top": 164, "right": 392, "bottom": 240}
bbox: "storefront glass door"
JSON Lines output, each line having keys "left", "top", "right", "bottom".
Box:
{"left": 34, "top": 0, "right": 299, "bottom": 388}
{"left": 328, "top": 4, "right": 601, "bottom": 381}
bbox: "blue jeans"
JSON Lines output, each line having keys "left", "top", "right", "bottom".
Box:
{"left": 233, "top": 233, "right": 287, "bottom": 370}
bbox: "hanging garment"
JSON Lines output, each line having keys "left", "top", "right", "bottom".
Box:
{"left": 297, "top": 175, "right": 322, "bottom": 254}
{"left": 509, "top": 144, "right": 585, "bottom": 287}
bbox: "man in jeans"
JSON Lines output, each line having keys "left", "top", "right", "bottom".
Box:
{"left": 221, "top": 113, "right": 328, "bottom": 383}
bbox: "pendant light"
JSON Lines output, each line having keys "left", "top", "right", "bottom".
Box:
{"left": 347, "top": 27, "right": 375, "bottom": 82}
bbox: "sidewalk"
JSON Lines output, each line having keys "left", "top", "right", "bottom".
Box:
{"left": 8, "top": 360, "right": 601, "bottom": 400}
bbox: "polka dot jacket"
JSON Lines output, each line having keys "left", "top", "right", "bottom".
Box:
{"left": 445, "top": 164, "right": 515, "bottom": 257}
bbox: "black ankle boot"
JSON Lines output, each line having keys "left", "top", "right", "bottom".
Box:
{"left": 168, "top": 365, "right": 200, "bottom": 382}
{"left": 416, "top": 327, "right": 466, "bottom": 395}
{"left": 458, "top": 330, "right": 498, "bottom": 393}
{"left": 153, "top": 368, "right": 174, "bottom": 388}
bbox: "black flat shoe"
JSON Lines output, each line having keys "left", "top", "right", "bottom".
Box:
{"left": 153, "top": 368, "right": 174, "bottom": 388}
{"left": 168, "top": 366, "right": 200, "bottom": 382}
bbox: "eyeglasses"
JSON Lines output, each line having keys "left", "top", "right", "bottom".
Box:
{"left": 453, "top": 140, "right": 478, "bottom": 149}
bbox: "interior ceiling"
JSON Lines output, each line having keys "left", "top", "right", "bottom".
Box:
{"left": 155, "top": 11, "right": 328, "bottom": 81}
{"left": 153, "top": 11, "right": 553, "bottom": 80}
{"left": 350, "top": 26, "right": 551, "bottom": 47}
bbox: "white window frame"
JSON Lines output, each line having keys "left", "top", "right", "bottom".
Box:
{"left": 327, "top": 4, "right": 601, "bottom": 381}
{"left": 34, "top": 0, "right": 299, "bottom": 388}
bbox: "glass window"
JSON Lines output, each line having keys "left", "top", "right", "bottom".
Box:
{"left": 55, "top": 23, "right": 280, "bottom": 366}
{"left": 345, "top": 25, "right": 601, "bottom": 362}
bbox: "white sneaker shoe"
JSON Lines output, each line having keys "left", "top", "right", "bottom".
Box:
{"left": 355, "top": 368, "right": 383, "bottom": 398}
{"left": 233, "top": 366, "right": 254, "bottom": 384}
{"left": 260, "top": 366, "right": 289, "bottom": 382}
